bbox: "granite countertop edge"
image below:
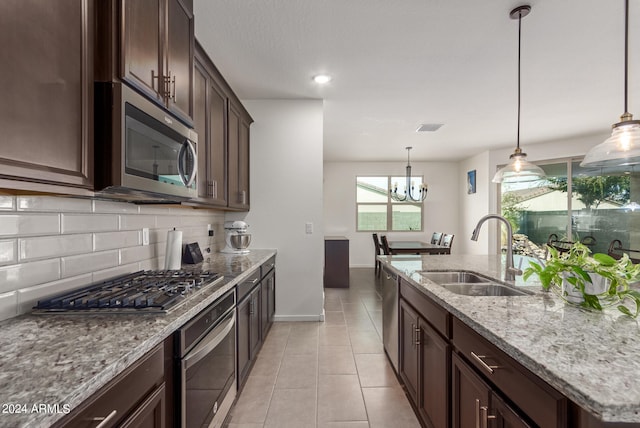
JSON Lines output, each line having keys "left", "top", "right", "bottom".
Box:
{"left": 381, "top": 254, "right": 640, "bottom": 424}
{"left": 0, "top": 249, "right": 276, "bottom": 428}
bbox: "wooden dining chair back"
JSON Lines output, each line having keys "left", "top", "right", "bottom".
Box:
{"left": 380, "top": 235, "right": 392, "bottom": 255}
{"left": 372, "top": 233, "right": 383, "bottom": 276}
{"left": 430, "top": 232, "right": 443, "bottom": 245}
{"left": 441, "top": 234, "right": 454, "bottom": 252}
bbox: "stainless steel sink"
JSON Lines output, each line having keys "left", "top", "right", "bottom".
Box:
{"left": 419, "top": 270, "right": 532, "bottom": 297}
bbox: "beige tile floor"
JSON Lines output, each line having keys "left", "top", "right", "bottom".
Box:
{"left": 225, "top": 268, "right": 421, "bottom": 428}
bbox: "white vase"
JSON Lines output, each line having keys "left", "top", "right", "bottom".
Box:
{"left": 561, "top": 274, "right": 584, "bottom": 303}
{"left": 560, "top": 272, "right": 611, "bottom": 304}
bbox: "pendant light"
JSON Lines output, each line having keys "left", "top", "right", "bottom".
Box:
{"left": 390, "top": 146, "right": 428, "bottom": 202}
{"left": 581, "top": 0, "right": 640, "bottom": 168}
{"left": 492, "top": 5, "right": 546, "bottom": 184}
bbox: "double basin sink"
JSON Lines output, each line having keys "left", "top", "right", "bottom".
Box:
{"left": 419, "top": 271, "right": 532, "bottom": 297}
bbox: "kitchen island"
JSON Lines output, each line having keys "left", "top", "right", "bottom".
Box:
{"left": 0, "top": 249, "right": 276, "bottom": 428}
{"left": 381, "top": 253, "right": 640, "bottom": 425}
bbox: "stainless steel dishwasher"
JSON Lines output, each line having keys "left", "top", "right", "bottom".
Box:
{"left": 382, "top": 265, "right": 399, "bottom": 372}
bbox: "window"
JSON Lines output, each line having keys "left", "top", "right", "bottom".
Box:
{"left": 356, "top": 176, "right": 423, "bottom": 231}
{"left": 499, "top": 158, "right": 640, "bottom": 255}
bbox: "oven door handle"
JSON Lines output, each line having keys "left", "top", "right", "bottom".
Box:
{"left": 183, "top": 311, "right": 235, "bottom": 370}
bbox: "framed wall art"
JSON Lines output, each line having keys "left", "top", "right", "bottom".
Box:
{"left": 467, "top": 170, "right": 476, "bottom": 194}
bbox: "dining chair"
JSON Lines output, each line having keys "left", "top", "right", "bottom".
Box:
{"left": 430, "top": 232, "right": 443, "bottom": 245}
{"left": 372, "top": 233, "right": 383, "bottom": 276}
{"left": 380, "top": 235, "right": 392, "bottom": 255}
{"left": 441, "top": 234, "right": 454, "bottom": 253}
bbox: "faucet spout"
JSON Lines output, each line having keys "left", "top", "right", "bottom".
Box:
{"left": 470, "top": 214, "right": 522, "bottom": 282}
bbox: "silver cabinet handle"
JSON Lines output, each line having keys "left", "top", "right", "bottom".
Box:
{"left": 471, "top": 351, "right": 500, "bottom": 374}
{"left": 93, "top": 409, "right": 117, "bottom": 428}
{"left": 480, "top": 406, "right": 496, "bottom": 428}
{"left": 414, "top": 326, "right": 421, "bottom": 346}
{"left": 475, "top": 399, "right": 481, "bottom": 428}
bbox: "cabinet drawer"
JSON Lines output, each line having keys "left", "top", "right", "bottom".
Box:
{"left": 400, "top": 279, "right": 450, "bottom": 338}
{"left": 56, "top": 344, "right": 164, "bottom": 428}
{"left": 237, "top": 269, "right": 261, "bottom": 301}
{"left": 452, "top": 318, "right": 566, "bottom": 428}
{"left": 261, "top": 256, "right": 276, "bottom": 278}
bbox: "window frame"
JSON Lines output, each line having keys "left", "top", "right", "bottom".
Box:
{"left": 356, "top": 175, "right": 424, "bottom": 232}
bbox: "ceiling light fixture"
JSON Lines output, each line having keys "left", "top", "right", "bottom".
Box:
{"left": 492, "top": 5, "right": 546, "bottom": 184}
{"left": 581, "top": 0, "right": 640, "bottom": 168}
{"left": 390, "top": 146, "right": 428, "bottom": 202}
{"left": 313, "top": 74, "right": 332, "bottom": 84}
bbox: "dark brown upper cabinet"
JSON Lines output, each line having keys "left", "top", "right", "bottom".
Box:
{"left": 116, "top": 0, "right": 194, "bottom": 124}
{"left": 190, "top": 41, "right": 252, "bottom": 211}
{"left": 0, "top": 0, "right": 94, "bottom": 195}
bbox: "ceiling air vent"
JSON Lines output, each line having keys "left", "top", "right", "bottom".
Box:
{"left": 416, "top": 123, "right": 444, "bottom": 132}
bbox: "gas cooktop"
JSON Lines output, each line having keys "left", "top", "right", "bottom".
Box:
{"left": 34, "top": 270, "right": 224, "bottom": 314}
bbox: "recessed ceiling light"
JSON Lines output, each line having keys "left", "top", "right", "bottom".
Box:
{"left": 313, "top": 74, "right": 332, "bottom": 84}
{"left": 416, "top": 123, "right": 444, "bottom": 132}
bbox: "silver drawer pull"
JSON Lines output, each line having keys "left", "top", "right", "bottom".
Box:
{"left": 93, "top": 409, "right": 117, "bottom": 428}
{"left": 470, "top": 351, "right": 500, "bottom": 374}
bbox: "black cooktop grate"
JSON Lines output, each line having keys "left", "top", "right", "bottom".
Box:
{"left": 34, "top": 270, "right": 223, "bottom": 314}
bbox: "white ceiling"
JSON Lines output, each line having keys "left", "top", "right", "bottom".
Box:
{"left": 193, "top": 0, "right": 640, "bottom": 163}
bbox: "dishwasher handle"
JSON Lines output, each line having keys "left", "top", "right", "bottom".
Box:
{"left": 183, "top": 311, "right": 235, "bottom": 370}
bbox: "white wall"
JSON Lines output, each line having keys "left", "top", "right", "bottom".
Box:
{"left": 458, "top": 152, "right": 491, "bottom": 254}
{"left": 228, "top": 99, "right": 325, "bottom": 321}
{"left": 323, "top": 161, "right": 459, "bottom": 267}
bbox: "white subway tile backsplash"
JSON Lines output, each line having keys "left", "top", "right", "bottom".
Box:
{"left": 0, "top": 240, "right": 17, "bottom": 265}
{"left": 0, "top": 196, "right": 225, "bottom": 320}
{"left": 0, "top": 196, "right": 16, "bottom": 211}
{"left": 0, "top": 214, "right": 60, "bottom": 237}
{"left": 120, "top": 245, "right": 155, "bottom": 265}
{"left": 19, "top": 234, "right": 93, "bottom": 261}
{"left": 0, "top": 292, "right": 17, "bottom": 321}
{"left": 17, "top": 196, "right": 92, "bottom": 212}
{"left": 94, "top": 230, "right": 141, "bottom": 251}
{"left": 61, "top": 250, "right": 119, "bottom": 278}
{"left": 0, "top": 259, "right": 61, "bottom": 293}
{"left": 93, "top": 199, "right": 139, "bottom": 214}
{"left": 120, "top": 214, "right": 156, "bottom": 230}
{"left": 16, "top": 274, "right": 92, "bottom": 315}
{"left": 61, "top": 214, "right": 118, "bottom": 234}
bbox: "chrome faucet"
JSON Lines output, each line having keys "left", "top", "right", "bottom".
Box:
{"left": 471, "top": 214, "right": 522, "bottom": 282}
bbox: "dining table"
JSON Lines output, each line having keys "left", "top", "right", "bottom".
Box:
{"left": 387, "top": 240, "right": 450, "bottom": 255}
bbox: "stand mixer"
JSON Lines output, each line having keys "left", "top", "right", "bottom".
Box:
{"left": 221, "top": 221, "right": 251, "bottom": 254}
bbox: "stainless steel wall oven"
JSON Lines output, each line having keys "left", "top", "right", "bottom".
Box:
{"left": 176, "top": 289, "right": 236, "bottom": 427}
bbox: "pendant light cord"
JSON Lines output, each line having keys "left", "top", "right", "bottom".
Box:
{"left": 624, "top": 0, "right": 629, "bottom": 115}
{"left": 517, "top": 9, "right": 522, "bottom": 151}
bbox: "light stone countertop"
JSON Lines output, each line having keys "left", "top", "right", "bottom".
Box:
{"left": 381, "top": 253, "right": 640, "bottom": 423}
{"left": 0, "top": 249, "right": 276, "bottom": 428}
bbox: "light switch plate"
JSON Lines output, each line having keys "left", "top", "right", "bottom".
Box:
{"left": 142, "top": 228, "right": 149, "bottom": 245}
{"left": 305, "top": 222, "right": 314, "bottom": 234}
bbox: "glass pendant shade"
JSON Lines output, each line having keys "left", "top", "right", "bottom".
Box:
{"left": 492, "top": 149, "right": 546, "bottom": 183}
{"left": 580, "top": 120, "right": 640, "bottom": 167}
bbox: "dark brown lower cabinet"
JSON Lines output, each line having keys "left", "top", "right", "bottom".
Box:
{"left": 399, "top": 298, "right": 450, "bottom": 428}
{"left": 237, "top": 283, "right": 262, "bottom": 389}
{"left": 54, "top": 345, "right": 165, "bottom": 428}
{"left": 261, "top": 268, "right": 275, "bottom": 338}
{"left": 452, "top": 352, "right": 531, "bottom": 428}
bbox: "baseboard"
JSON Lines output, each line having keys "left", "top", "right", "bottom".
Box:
{"left": 274, "top": 313, "right": 325, "bottom": 322}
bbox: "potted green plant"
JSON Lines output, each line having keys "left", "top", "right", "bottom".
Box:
{"left": 523, "top": 242, "right": 640, "bottom": 317}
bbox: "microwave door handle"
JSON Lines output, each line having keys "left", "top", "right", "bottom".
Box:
{"left": 183, "top": 311, "right": 235, "bottom": 370}
{"left": 177, "top": 138, "right": 197, "bottom": 187}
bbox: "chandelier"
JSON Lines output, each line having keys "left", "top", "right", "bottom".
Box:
{"left": 390, "top": 147, "right": 428, "bottom": 202}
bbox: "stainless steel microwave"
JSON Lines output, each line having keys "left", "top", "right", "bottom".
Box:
{"left": 94, "top": 82, "right": 197, "bottom": 202}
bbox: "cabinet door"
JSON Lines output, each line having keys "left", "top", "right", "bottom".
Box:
{"left": 121, "top": 0, "right": 163, "bottom": 102}
{"left": 206, "top": 77, "right": 228, "bottom": 206}
{"left": 451, "top": 352, "right": 490, "bottom": 428}
{"left": 399, "top": 299, "right": 420, "bottom": 404}
{"left": 120, "top": 383, "right": 165, "bottom": 428}
{"left": 249, "top": 286, "right": 262, "bottom": 359}
{"left": 237, "top": 116, "right": 251, "bottom": 208}
{"left": 419, "top": 321, "right": 450, "bottom": 428}
{"left": 0, "top": 0, "right": 93, "bottom": 192}
{"left": 267, "top": 270, "right": 276, "bottom": 324}
{"left": 260, "top": 270, "right": 276, "bottom": 339}
{"left": 237, "top": 296, "right": 251, "bottom": 388}
{"left": 194, "top": 58, "right": 208, "bottom": 200}
{"left": 227, "top": 103, "right": 241, "bottom": 209}
{"left": 491, "top": 392, "right": 532, "bottom": 428}
{"left": 166, "top": 0, "right": 193, "bottom": 123}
